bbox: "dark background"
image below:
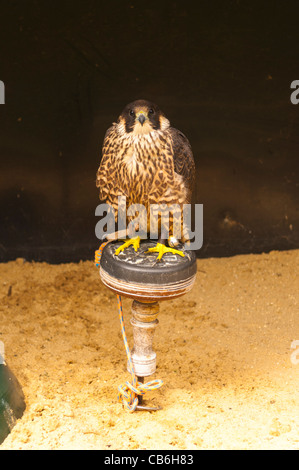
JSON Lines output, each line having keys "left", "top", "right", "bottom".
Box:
{"left": 0, "top": 0, "right": 298, "bottom": 263}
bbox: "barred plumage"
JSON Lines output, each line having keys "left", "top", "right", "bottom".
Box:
{"left": 96, "top": 99, "right": 195, "bottom": 247}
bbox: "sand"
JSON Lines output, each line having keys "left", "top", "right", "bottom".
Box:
{"left": 0, "top": 249, "right": 298, "bottom": 450}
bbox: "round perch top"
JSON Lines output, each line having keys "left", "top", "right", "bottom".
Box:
{"left": 99, "top": 240, "right": 197, "bottom": 301}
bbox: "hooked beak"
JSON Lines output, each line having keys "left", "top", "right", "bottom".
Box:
{"left": 138, "top": 114, "right": 146, "bottom": 125}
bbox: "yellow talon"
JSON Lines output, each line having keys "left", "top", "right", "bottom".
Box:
{"left": 146, "top": 242, "right": 185, "bottom": 261}
{"left": 115, "top": 236, "right": 141, "bottom": 255}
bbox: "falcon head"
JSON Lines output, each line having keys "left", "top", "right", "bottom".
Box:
{"left": 117, "top": 99, "right": 170, "bottom": 135}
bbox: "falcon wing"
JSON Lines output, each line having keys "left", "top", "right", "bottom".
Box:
{"left": 96, "top": 125, "right": 118, "bottom": 203}
{"left": 168, "top": 127, "right": 195, "bottom": 203}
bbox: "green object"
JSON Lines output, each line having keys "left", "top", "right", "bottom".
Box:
{"left": 0, "top": 364, "right": 26, "bottom": 444}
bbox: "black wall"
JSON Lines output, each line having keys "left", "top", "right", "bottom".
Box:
{"left": 0, "top": 1, "right": 298, "bottom": 262}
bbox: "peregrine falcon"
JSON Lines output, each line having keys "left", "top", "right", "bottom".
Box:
{"left": 96, "top": 99, "right": 195, "bottom": 259}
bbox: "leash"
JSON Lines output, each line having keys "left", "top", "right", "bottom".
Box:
{"left": 95, "top": 242, "right": 163, "bottom": 412}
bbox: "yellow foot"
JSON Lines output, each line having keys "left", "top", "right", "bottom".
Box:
{"left": 146, "top": 242, "right": 185, "bottom": 261}
{"left": 115, "top": 236, "right": 141, "bottom": 256}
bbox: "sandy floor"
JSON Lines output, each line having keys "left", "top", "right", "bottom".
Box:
{"left": 0, "top": 249, "right": 298, "bottom": 450}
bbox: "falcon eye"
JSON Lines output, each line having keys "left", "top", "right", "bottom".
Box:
{"left": 129, "top": 109, "right": 135, "bottom": 116}
{"left": 148, "top": 108, "right": 154, "bottom": 114}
